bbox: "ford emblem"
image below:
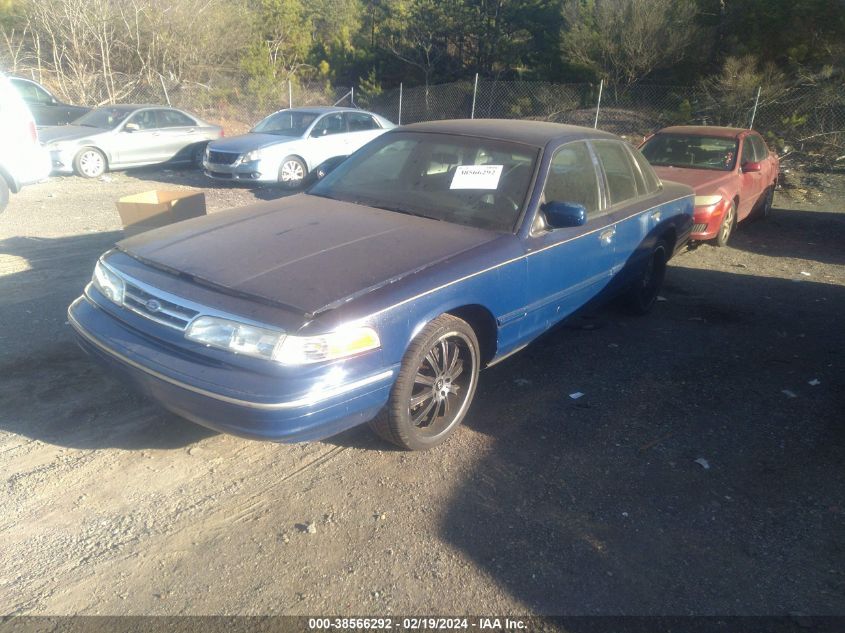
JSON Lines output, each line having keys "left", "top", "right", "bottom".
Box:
{"left": 145, "top": 299, "right": 162, "bottom": 313}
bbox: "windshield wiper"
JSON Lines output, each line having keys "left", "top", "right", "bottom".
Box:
{"left": 367, "top": 203, "right": 439, "bottom": 221}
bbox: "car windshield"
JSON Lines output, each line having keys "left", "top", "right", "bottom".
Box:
{"left": 640, "top": 134, "right": 739, "bottom": 171}
{"left": 252, "top": 110, "right": 319, "bottom": 136}
{"left": 73, "top": 107, "right": 133, "bottom": 129}
{"left": 309, "top": 132, "right": 539, "bottom": 233}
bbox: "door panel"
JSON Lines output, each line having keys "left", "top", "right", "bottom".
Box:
{"left": 522, "top": 141, "right": 612, "bottom": 337}
{"left": 155, "top": 110, "right": 200, "bottom": 160}
{"left": 343, "top": 112, "right": 383, "bottom": 153}
{"left": 112, "top": 110, "right": 172, "bottom": 165}
{"left": 307, "top": 113, "right": 348, "bottom": 169}
{"left": 737, "top": 136, "right": 763, "bottom": 219}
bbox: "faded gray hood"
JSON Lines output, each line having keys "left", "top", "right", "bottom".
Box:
{"left": 39, "top": 125, "right": 107, "bottom": 145}
{"left": 207, "top": 133, "right": 298, "bottom": 154}
{"left": 117, "top": 194, "right": 497, "bottom": 316}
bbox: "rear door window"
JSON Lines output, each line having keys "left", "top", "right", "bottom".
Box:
{"left": 345, "top": 112, "right": 379, "bottom": 132}
{"left": 157, "top": 110, "right": 196, "bottom": 127}
{"left": 592, "top": 140, "right": 639, "bottom": 206}
{"left": 628, "top": 146, "right": 661, "bottom": 195}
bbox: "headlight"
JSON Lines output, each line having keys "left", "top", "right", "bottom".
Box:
{"left": 185, "top": 316, "right": 284, "bottom": 361}
{"left": 204, "top": 146, "right": 210, "bottom": 158}
{"left": 694, "top": 195, "right": 723, "bottom": 206}
{"left": 274, "top": 327, "right": 381, "bottom": 365}
{"left": 92, "top": 259, "right": 125, "bottom": 305}
{"left": 185, "top": 317, "right": 381, "bottom": 365}
{"left": 243, "top": 149, "right": 263, "bottom": 162}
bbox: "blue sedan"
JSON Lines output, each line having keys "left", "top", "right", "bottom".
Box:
{"left": 68, "top": 120, "right": 694, "bottom": 450}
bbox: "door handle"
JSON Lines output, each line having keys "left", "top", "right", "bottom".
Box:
{"left": 599, "top": 228, "right": 615, "bottom": 245}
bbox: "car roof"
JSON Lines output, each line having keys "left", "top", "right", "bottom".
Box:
{"left": 656, "top": 125, "right": 752, "bottom": 139}
{"left": 284, "top": 106, "right": 370, "bottom": 114}
{"left": 399, "top": 119, "right": 619, "bottom": 147}
{"left": 90, "top": 104, "right": 180, "bottom": 112}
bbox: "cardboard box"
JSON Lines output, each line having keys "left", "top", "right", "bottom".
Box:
{"left": 116, "top": 190, "right": 206, "bottom": 237}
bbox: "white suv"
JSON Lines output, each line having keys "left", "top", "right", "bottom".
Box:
{"left": 0, "top": 73, "right": 51, "bottom": 214}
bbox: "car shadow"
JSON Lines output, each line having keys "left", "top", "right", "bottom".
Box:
{"left": 716, "top": 200, "right": 845, "bottom": 266}
{"left": 442, "top": 266, "right": 845, "bottom": 614}
{"left": 0, "top": 231, "right": 216, "bottom": 450}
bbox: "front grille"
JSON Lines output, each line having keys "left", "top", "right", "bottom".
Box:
{"left": 207, "top": 150, "right": 240, "bottom": 165}
{"left": 123, "top": 282, "right": 199, "bottom": 331}
{"left": 692, "top": 223, "right": 709, "bottom": 233}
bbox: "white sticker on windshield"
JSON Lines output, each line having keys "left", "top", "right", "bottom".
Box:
{"left": 450, "top": 165, "right": 503, "bottom": 190}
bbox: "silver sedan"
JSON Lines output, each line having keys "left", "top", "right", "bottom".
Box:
{"left": 203, "top": 107, "right": 394, "bottom": 188}
{"left": 40, "top": 105, "right": 223, "bottom": 178}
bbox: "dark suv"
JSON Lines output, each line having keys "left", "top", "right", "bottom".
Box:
{"left": 10, "top": 77, "right": 90, "bottom": 126}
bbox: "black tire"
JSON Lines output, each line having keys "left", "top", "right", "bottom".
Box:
{"left": 72, "top": 147, "right": 107, "bottom": 179}
{"left": 759, "top": 185, "right": 774, "bottom": 218}
{"left": 624, "top": 238, "right": 668, "bottom": 315}
{"left": 0, "top": 177, "right": 9, "bottom": 214}
{"left": 192, "top": 143, "right": 208, "bottom": 168}
{"left": 277, "top": 156, "right": 307, "bottom": 189}
{"left": 369, "top": 314, "right": 480, "bottom": 451}
{"left": 715, "top": 200, "right": 736, "bottom": 247}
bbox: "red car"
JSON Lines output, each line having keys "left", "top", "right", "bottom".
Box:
{"left": 639, "top": 126, "right": 779, "bottom": 246}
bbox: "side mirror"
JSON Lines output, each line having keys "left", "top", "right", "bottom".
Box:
{"left": 124, "top": 122, "right": 139, "bottom": 133}
{"left": 742, "top": 161, "right": 762, "bottom": 173}
{"left": 542, "top": 201, "right": 587, "bottom": 229}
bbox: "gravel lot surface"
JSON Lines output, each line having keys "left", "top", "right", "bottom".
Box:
{"left": 1, "top": 165, "right": 843, "bottom": 616}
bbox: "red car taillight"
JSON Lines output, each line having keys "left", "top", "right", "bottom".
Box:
{"left": 28, "top": 120, "right": 37, "bottom": 144}
{"left": 220, "top": 129, "right": 225, "bottom": 137}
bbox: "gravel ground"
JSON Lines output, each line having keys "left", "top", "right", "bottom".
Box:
{"left": 0, "top": 165, "right": 843, "bottom": 617}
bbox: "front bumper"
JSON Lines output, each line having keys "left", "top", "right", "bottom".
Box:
{"left": 68, "top": 295, "right": 396, "bottom": 442}
{"left": 690, "top": 198, "right": 731, "bottom": 241}
{"left": 11, "top": 144, "right": 53, "bottom": 188}
{"left": 48, "top": 147, "right": 76, "bottom": 175}
{"left": 203, "top": 157, "right": 278, "bottom": 183}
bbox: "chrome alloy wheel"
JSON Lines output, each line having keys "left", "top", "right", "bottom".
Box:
{"left": 279, "top": 159, "right": 305, "bottom": 183}
{"left": 408, "top": 332, "right": 477, "bottom": 437}
{"left": 719, "top": 202, "right": 735, "bottom": 244}
{"left": 77, "top": 150, "right": 105, "bottom": 178}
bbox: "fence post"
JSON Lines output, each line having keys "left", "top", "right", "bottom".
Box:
{"left": 159, "top": 75, "right": 171, "bottom": 107}
{"left": 351, "top": 86, "right": 354, "bottom": 107}
{"left": 594, "top": 79, "right": 604, "bottom": 129}
{"left": 398, "top": 82, "right": 403, "bottom": 125}
{"left": 288, "top": 80, "right": 293, "bottom": 109}
{"left": 749, "top": 86, "right": 762, "bottom": 129}
{"left": 471, "top": 73, "right": 479, "bottom": 119}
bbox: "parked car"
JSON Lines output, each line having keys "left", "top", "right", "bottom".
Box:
{"left": 639, "top": 126, "right": 779, "bottom": 246}
{"left": 0, "top": 73, "right": 51, "bottom": 214}
{"left": 40, "top": 105, "right": 223, "bottom": 178}
{"left": 9, "top": 76, "right": 90, "bottom": 126}
{"left": 203, "top": 106, "right": 394, "bottom": 188}
{"left": 68, "top": 120, "right": 693, "bottom": 450}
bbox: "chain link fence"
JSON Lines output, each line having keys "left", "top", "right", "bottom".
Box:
{"left": 20, "top": 67, "right": 845, "bottom": 169}
{"left": 365, "top": 79, "right": 845, "bottom": 166}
